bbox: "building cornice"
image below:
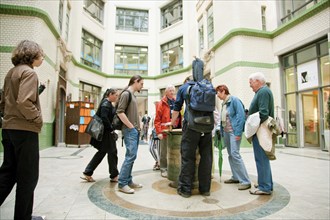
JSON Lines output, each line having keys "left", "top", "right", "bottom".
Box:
{"left": 1, "top": 0, "right": 328, "bottom": 79}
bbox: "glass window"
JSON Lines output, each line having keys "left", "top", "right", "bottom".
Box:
{"left": 161, "top": 37, "right": 183, "bottom": 73}
{"left": 83, "top": 0, "right": 104, "bottom": 23}
{"left": 114, "top": 45, "right": 148, "bottom": 75}
{"left": 198, "top": 18, "right": 204, "bottom": 55}
{"left": 261, "top": 6, "right": 266, "bottom": 31}
{"left": 283, "top": 55, "right": 294, "bottom": 68}
{"left": 79, "top": 82, "right": 101, "bottom": 108}
{"left": 65, "top": 6, "right": 70, "bottom": 41}
{"left": 81, "top": 30, "right": 102, "bottom": 70}
{"left": 207, "top": 5, "right": 214, "bottom": 48}
{"left": 322, "top": 87, "right": 330, "bottom": 130}
{"left": 320, "top": 56, "right": 330, "bottom": 86}
{"left": 285, "top": 67, "right": 295, "bottom": 93}
{"left": 286, "top": 93, "right": 297, "bottom": 146}
{"left": 281, "top": 0, "right": 318, "bottom": 23}
{"left": 59, "top": 0, "right": 64, "bottom": 32}
{"left": 320, "top": 41, "right": 328, "bottom": 56}
{"left": 296, "top": 46, "right": 316, "bottom": 64}
{"left": 161, "top": 0, "right": 182, "bottom": 29}
{"left": 116, "top": 8, "right": 148, "bottom": 32}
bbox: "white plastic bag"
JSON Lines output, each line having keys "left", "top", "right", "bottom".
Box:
{"left": 244, "top": 112, "right": 260, "bottom": 139}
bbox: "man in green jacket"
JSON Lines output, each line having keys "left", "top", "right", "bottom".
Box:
{"left": 247, "top": 72, "right": 274, "bottom": 196}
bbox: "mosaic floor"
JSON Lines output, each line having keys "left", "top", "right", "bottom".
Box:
{"left": 88, "top": 170, "right": 290, "bottom": 220}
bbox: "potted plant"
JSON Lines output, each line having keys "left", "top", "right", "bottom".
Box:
{"left": 324, "top": 96, "right": 330, "bottom": 151}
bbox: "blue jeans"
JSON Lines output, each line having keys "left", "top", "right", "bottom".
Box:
{"left": 118, "top": 128, "right": 139, "bottom": 188}
{"left": 223, "top": 131, "right": 250, "bottom": 185}
{"left": 252, "top": 135, "right": 273, "bottom": 192}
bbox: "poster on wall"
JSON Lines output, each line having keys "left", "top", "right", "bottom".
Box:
{"left": 297, "top": 60, "right": 319, "bottom": 90}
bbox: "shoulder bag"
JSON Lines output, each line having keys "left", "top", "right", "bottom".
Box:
{"left": 85, "top": 114, "right": 104, "bottom": 141}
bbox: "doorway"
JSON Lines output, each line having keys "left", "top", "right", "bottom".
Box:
{"left": 301, "top": 90, "right": 319, "bottom": 147}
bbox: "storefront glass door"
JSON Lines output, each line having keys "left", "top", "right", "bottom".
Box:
{"left": 301, "top": 90, "right": 319, "bottom": 147}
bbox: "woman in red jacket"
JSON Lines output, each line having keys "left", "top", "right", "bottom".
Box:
{"left": 154, "top": 85, "right": 181, "bottom": 177}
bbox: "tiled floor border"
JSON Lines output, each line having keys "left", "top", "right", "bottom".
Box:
{"left": 88, "top": 170, "right": 290, "bottom": 219}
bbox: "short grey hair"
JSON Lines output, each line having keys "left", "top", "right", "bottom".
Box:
{"left": 249, "top": 72, "right": 266, "bottom": 84}
{"left": 165, "top": 84, "right": 175, "bottom": 92}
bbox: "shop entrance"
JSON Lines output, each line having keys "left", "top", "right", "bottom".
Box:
{"left": 301, "top": 90, "right": 319, "bottom": 147}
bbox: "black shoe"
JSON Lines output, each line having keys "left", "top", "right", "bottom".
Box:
{"left": 177, "top": 189, "right": 191, "bottom": 198}
{"left": 224, "top": 178, "right": 239, "bottom": 184}
{"left": 200, "top": 191, "right": 210, "bottom": 196}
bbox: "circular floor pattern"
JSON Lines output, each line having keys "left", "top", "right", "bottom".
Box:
{"left": 88, "top": 170, "right": 290, "bottom": 219}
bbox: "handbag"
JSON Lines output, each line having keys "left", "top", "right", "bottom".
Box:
{"left": 85, "top": 114, "right": 104, "bottom": 141}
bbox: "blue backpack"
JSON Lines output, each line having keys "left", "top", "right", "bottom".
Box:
{"left": 186, "top": 79, "right": 216, "bottom": 133}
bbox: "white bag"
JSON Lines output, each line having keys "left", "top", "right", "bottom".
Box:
{"left": 244, "top": 112, "right": 260, "bottom": 139}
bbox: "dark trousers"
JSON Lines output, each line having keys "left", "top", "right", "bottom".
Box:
{"left": 178, "top": 122, "right": 213, "bottom": 194}
{"left": 83, "top": 147, "right": 119, "bottom": 179}
{"left": 0, "top": 129, "right": 39, "bottom": 220}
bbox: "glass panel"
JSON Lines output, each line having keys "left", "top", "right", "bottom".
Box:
{"left": 116, "top": 8, "right": 148, "bottom": 32}
{"left": 161, "top": 37, "right": 183, "bottom": 73}
{"left": 81, "top": 30, "right": 102, "bottom": 70}
{"left": 320, "top": 56, "right": 330, "bottom": 86}
{"left": 207, "top": 5, "right": 214, "bottom": 48}
{"left": 320, "top": 41, "right": 328, "bottom": 56}
{"left": 322, "top": 87, "right": 330, "bottom": 130}
{"left": 198, "top": 18, "right": 204, "bottom": 54}
{"left": 287, "top": 93, "right": 297, "bottom": 146}
{"left": 161, "top": 0, "right": 182, "bottom": 29}
{"left": 283, "top": 55, "right": 294, "bottom": 68}
{"left": 323, "top": 86, "right": 330, "bottom": 149}
{"left": 114, "top": 45, "right": 148, "bottom": 75}
{"left": 302, "top": 90, "right": 319, "bottom": 147}
{"left": 83, "top": 0, "right": 104, "bottom": 23}
{"left": 285, "top": 67, "right": 295, "bottom": 92}
{"left": 296, "top": 46, "right": 316, "bottom": 64}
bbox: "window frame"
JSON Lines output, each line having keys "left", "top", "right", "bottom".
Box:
{"left": 114, "top": 45, "right": 148, "bottom": 76}
{"left": 81, "top": 30, "right": 103, "bottom": 70}
{"left": 161, "top": 0, "right": 183, "bottom": 29}
{"left": 83, "top": 0, "right": 104, "bottom": 23}
{"left": 116, "top": 8, "right": 149, "bottom": 32}
{"left": 161, "top": 37, "right": 183, "bottom": 73}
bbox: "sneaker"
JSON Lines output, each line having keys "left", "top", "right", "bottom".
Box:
{"left": 177, "top": 189, "right": 191, "bottom": 198}
{"left": 128, "top": 182, "right": 143, "bottom": 188}
{"left": 161, "top": 170, "right": 168, "bottom": 178}
{"left": 238, "top": 183, "right": 251, "bottom": 190}
{"left": 118, "top": 185, "right": 135, "bottom": 194}
{"left": 224, "top": 178, "right": 239, "bottom": 184}
{"left": 32, "top": 216, "right": 46, "bottom": 220}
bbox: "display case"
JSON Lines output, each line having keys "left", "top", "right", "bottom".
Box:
{"left": 65, "top": 101, "right": 95, "bottom": 146}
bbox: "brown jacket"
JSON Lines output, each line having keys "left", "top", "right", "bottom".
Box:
{"left": 0, "top": 64, "right": 43, "bottom": 133}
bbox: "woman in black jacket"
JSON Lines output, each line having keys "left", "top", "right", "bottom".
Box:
{"left": 81, "top": 88, "right": 119, "bottom": 182}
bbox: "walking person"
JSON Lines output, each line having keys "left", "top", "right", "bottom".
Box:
{"left": 247, "top": 72, "right": 274, "bottom": 195}
{"left": 81, "top": 88, "right": 119, "bottom": 183}
{"left": 154, "top": 84, "right": 181, "bottom": 178}
{"left": 215, "top": 84, "right": 251, "bottom": 190}
{"left": 117, "top": 75, "right": 144, "bottom": 194}
{"left": 0, "top": 40, "right": 45, "bottom": 220}
{"left": 149, "top": 100, "right": 161, "bottom": 171}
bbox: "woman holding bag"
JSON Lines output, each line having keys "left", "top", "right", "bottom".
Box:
{"left": 81, "top": 88, "right": 119, "bottom": 183}
{"left": 215, "top": 84, "right": 251, "bottom": 190}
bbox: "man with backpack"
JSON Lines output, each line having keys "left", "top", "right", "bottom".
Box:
{"left": 170, "top": 58, "right": 215, "bottom": 198}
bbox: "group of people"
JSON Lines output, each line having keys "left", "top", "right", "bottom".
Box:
{"left": 0, "top": 40, "right": 275, "bottom": 220}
